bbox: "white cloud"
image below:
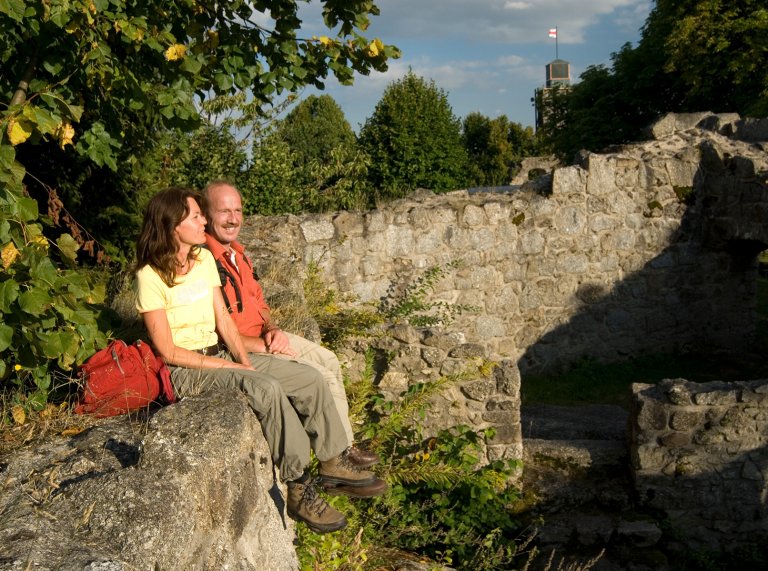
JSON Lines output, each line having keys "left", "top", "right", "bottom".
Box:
{"left": 504, "top": 2, "right": 532, "bottom": 9}
{"left": 366, "top": 0, "right": 647, "bottom": 43}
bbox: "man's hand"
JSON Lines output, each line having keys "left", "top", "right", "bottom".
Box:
{"left": 263, "top": 328, "right": 297, "bottom": 357}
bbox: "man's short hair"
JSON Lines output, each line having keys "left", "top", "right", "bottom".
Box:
{"left": 201, "top": 179, "right": 239, "bottom": 216}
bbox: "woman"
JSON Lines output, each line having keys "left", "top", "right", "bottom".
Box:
{"left": 134, "top": 187, "right": 384, "bottom": 533}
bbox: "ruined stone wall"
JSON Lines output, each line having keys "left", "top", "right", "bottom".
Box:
{"left": 631, "top": 378, "right": 768, "bottom": 550}
{"left": 242, "top": 113, "right": 768, "bottom": 465}
{"left": 241, "top": 115, "right": 768, "bottom": 378}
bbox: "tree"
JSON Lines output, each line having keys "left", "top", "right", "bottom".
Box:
{"left": 0, "top": 0, "right": 398, "bottom": 407}
{"left": 276, "top": 94, "right": 356, "bottom": 174}
{"left": 272, "top": 94, "right": 371, "bottom": 208}
{"left": 462, "top": 113, "right": 511, "bottom": 186}
{"left": 359, "top": 71, "right": 469, "bottom": 198}
{"left": 462, "top": 113, "right": 539, "bottom": 186}
{"left": 662, "top": 0, "right": 768, "bottom": 116}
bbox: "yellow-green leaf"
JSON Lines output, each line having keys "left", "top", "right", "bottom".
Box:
{"left": 56, "top": 233, "right": 80, "bottom": 263}
{"left": 6, "top": 117, "right": 34, "bottom": 146}
{"left": 1, "top": 241, "right": 20, "bottom": 268}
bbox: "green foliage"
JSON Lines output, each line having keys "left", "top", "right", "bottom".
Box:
{"left": 360, "top": 71, "right": 470, "bottom": 198}
{"left": 662, "top": 0, "right": 768, "bottom": 117}
{"left": 359, "top": 373, "right": 523, "bottom": 569}
{"left": 161, "top": 126, "right": 248, "bottom": 191}
{"left": 276, "top": 94, "right": 357, "bottom": 177}
{"left": 295, "top": 358, "right": 524, "bottom": 570}
{"left": 300, "top": 144, "right": 374, "bottom": 213}
{"left": 296, "top": 523, "right": 369, "bottom": 571}
{"left": 462, "top": 113, "right": 540, "bottom": 186}
{"left": 521, "top": 348, "right": 768, "bottom": 409}
{"left": 373, "top": 425, "right": 522, "bottom": 570}
{"left": 1, "top": 0, "right": 398, "bottom": 171}
{"left": 242, "top": 133, "right": 305, "bottom": 215}
{"left": 380, "top": 261, "right": 477, "bottom": 327}
{"left": 0, "top": 173, "right": 113, "bottom": 410}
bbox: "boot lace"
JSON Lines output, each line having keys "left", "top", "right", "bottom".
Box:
{"left": 299, "top": 479, "right": 329, "bottom": 517}
{"left": 339, "top": 449, "right": 367, "bottom": 474}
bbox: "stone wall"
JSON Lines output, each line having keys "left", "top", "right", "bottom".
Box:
{"left": 242, "top": 113, "right": 768, "bottom": 379}
{"left": 243, "top": 112, "right": 768, "bottom": 469}
{"left": 630, "top": 378, "right": 768, "bottom": 550}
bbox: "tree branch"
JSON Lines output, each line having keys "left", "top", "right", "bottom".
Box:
{"left": 10, "top": 53, "right": 38, "bottom": 107}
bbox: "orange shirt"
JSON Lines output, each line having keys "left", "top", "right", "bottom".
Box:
{"left": 204, "top": 234, "right": 270, "bottom": 337}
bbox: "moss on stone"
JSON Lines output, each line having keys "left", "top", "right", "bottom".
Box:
{"left": 673, "top": 186, "right": 695, "bottom": 205}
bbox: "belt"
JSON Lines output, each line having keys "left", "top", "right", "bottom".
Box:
{"left": 194, "top": 342, "right": 225, "bottom": 355}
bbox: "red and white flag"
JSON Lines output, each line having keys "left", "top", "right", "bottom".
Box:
{"left": 548, "top": 28, "right": 557, "bottom": 38}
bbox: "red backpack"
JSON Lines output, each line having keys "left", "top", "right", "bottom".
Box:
{"left": 75, "top": 339, "right": 176, "bottom": 418}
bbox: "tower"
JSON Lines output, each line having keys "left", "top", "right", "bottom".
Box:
{"left": 546, "top": 59, "right": 571, "bottom": 88}
{"left": 534, "top": 58, "right": 572, "bottom": 130}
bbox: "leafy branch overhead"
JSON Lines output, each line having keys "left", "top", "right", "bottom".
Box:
{"left": 0, "top": 0, "right": 398, "bottom": 408}
{"left": 0, "top": 0, "right": 400, "bottom": 168}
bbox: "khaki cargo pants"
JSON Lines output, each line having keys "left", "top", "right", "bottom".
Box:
{"left": 169, "top": 350, "right": 347, "bottom": 482}
{"left": 249, "top": 331, "right": 354, "bottom": 445}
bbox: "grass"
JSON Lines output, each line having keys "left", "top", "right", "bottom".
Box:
{"left": 521, "top": 275, "right": 768, "bottom": 409}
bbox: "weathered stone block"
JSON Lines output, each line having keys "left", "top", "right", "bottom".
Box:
{"left": 482, "top": 410, "right": 516, "bottom": 425}
{"left": 421, "top": 329, "right": 466, "bottom": 350}
{"left": 660, "top": 432, "right": 692, "bottom": 448}
{"left": 388, "top": 323, "right": 422, "bottom": 344}
{"left": 448, "top": 343, "right": 486, "bottom": 358}
{"left": 670, "top": 410, "right": 703, "bottom": 431}
{"left": 440, "top": 358, "right": 467, "bottom": 377}
{"left": 487, "top": 399, "right": 517, "bottom": 411}
{"left": 616, "top": 519, "right": 663, "bottom": 548}
{"left": 421, "top": 346, "right": 446, "bottom": 368}
{"left": 494, "top": 360, "right": 521, "bottom": 397}
{"left": 635, "top": 398, "right": 669, "bottom": 431}
{"left": 0, "top": 392, "right": 297, "bottom": 570}
{"left": 300, "top": 218, "right": 335, "bottom": 242}
{"left": 694, "top": 389, "right": 738, "bottom": 406}
{"left": 487, "top": 423, "right": 522, "bottom": 444}
{"left": 460, "top": 379, "right": 494, "bottom": 401}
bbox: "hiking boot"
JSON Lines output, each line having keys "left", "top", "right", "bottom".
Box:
{"left": 323, "top": 475, "right": 389, "bottom": 498}
{"left": 344, "top": 444, "right": 380, "bottom": 468}
{"left": 319, "top": 453, "right": 377, "bottom": 487}
{"left": 286, "top": 479, "right": 347, "bottom": 534}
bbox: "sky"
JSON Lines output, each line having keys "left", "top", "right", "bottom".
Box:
{"left": 295, "top": 0, "right": 654, "bottom": 131}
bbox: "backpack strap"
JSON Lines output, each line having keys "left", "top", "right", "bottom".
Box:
{"left": 200, "top": 243, "right": 242, "bottom": 313}
{"left": 217, "top": 259, "right": 243, "bottom": 313}
{"left": 201, "top": 243, "right": 261, "bottom": 314}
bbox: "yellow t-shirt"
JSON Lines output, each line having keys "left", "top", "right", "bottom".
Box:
{"left": 135, "top": 248, "right": 221, "bottom": 350}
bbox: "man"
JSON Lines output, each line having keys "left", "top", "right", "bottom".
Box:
{"left": 201, "top": 181, "right": 382, "bottom": 480}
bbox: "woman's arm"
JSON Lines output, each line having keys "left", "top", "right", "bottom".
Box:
{"left": 142, "top": 308, "right": 250, "bottom": 370}
{"left": 213, "top": 287, "right": 252, "bottom": 367}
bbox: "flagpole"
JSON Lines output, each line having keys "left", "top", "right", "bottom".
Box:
{"left": 555, "top": 26, "right": 558, "bottom": 59}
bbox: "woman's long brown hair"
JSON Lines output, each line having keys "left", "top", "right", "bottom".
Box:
{"left": 136, "top": 187, "right": 202, "bottom": 287}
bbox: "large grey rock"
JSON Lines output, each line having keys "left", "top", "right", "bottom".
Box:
{"left": 0, "top": 391, "right": 297, "bottom": 571}
{"left": 646, "top": 111, "right": 714, "bottom": 139}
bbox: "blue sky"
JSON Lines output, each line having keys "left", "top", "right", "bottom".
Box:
{"left": 294, "top": 0, "right": 654, "bottom": 131}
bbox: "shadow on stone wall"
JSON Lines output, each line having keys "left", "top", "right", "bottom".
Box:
{"left": 518, "top": 134, "right": 768, "bottom": 375}
{"left": 631, "top": 378, "right": 768, "bottom": 552}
